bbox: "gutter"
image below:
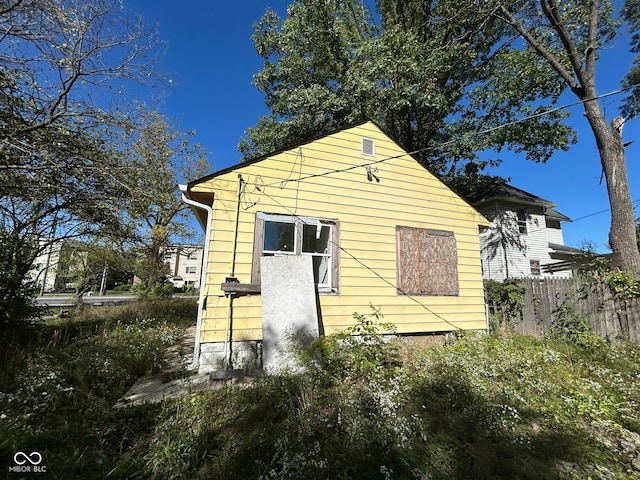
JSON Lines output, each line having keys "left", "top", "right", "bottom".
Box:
{"left": 179, "top": 184, "right": 213, "bottom": 372}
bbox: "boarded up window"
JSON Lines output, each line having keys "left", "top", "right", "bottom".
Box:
{"left": 396, "top": 226, "right": 459, "bottom": 296}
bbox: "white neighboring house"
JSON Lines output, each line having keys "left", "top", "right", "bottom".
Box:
{"left": 163, "top": 244, "right": 204, "bottom": 289}
{"left": 469, "top": 183, "right": 583, "bottom": 280}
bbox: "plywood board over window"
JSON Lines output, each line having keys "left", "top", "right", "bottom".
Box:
{"left": 396, "top": 226, "right": 459, "bottom": 296}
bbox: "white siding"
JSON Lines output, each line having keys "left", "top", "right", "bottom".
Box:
{"left": 546, "top": 222, "right": 565, "bottom": 245}
{"left": 478, "top": 201, "right": 571, "bottom": 281}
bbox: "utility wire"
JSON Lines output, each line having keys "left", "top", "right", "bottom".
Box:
{"left": 334, "top": 241, "right": 468, "bottom": 331}
{"left": 254, "top": 186, "right": 469, "bottom": 331}
{"left": 265, "top": 82, "right": 640, "bottom": 189}
{"left": 571, "top": 198, "right": 640, "bottom": 222}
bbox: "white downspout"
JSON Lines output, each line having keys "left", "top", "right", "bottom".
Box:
{"left": 179, "top": 184, "right": 213, "bottom": 372}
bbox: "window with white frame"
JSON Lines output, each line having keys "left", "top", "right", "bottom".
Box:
{"left": 517, "top": 209, "right": 528, "bottom": 234}
{"left": 185, "top": 266, "right": 197, "bottom": 274}
{"left": 252, "top": 213, "right": 339, "bottom": 292}
{"left": 529, "top": 260, "right": 541, "bottom": 276}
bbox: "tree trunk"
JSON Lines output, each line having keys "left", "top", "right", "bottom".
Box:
{"left": 583, "top": 100, "right": 640, "bottom": 273}
{"left": 74, "top": 290, "right": 86, "bottom": 316}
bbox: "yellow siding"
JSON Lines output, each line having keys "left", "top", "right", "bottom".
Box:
{"left": 190, "top": 122, "right": 489, "bottom": 344}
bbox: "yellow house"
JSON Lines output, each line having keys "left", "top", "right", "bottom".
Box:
{"left": 181, "top": 121, "right": 490, "bottom": 373}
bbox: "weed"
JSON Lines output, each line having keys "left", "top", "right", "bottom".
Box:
{"left": 0, "top": 298, "right": 195, "bottom": 479}
{"left": 2, "top": 301, "right": 640, "bottom": 479}
{"left": 550, "top": 302, "right": 608, "bottom": 350}
{"left": 484, "top": 279, "right": 526, "bottom": 332}
{"left": 139, "top": 311, "right": 640, "bottom": 479}
{"left": 302, "top": 304, "right": 403, "bottom": 383}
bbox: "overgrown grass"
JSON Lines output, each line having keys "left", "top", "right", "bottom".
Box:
{"left": 135, "top": 331, "right": 640, "bottom": 479}
{"left": 2, "top": 302, "right": 640, "bottom": 479}
{"left": 0, "top": 298, "right": 196, "bottom": 479}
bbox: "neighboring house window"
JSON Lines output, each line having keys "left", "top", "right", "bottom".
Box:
{"left": 362, "top": 137, "right": 375, "bottom": 156}
{"left": 547, "top": 219, "right": 561, "bottom": 230}
{"left": 396, "top": 226, "right": 459, "bottom": 296}
{"left": 186, "top": 252, "right": 198, "bottom": 260}
{"left": 164, "top": 252, "right": 173, "bottom": 260}
{"left": 185, "top": 266, "right": 197, "bottom": 274}
{"left": 252, "top": 213, "right": 339, "bottom": 292}
{"left": 517, "top": 209, "right": 528, "bottom": 234}
{"left": 530, "top": 260, "right": 541, "bottom": 276}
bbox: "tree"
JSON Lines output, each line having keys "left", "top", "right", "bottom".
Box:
{"left": 0, "top": 0, "right": 162, "bottom": 324}
{"left": 0, "top": 231, "right": 41, "bottom": 326}
{"left": 0, "top": 134, "right": 132, "bottom": 323}
{"left": 476, "top": 0, "right": 640, "bottom": 272}
{"left": 242, "top": 0, "right": 575, "bottom": 175}
{"left": 115, "top": 110, "right": 210, "bottom": 296}
{"left": 55, "top": 239, "right": 131, "bottom": 314}
{"left": 244, "top": 0, "right": 640, "bottom": 272}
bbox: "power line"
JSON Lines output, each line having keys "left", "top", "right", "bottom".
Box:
{"left": 253, "top": 186, "right": 470, "bottom": 331}
{"left": 571, "top": 198, "right": 640, "bottom": 222}
{"left": 265, "top": 82, "right": 640, "bottom": 190}
{"left": 334, "top": 241, "right": 467, "bottom": 331}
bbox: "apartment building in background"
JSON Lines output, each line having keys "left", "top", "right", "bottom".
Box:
{"left": 163, "top": 244, "right": 204, "bottom": 289}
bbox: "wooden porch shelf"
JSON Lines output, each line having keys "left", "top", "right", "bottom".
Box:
{"left": 220, "top": 282, "right": 261, "bottom": 295}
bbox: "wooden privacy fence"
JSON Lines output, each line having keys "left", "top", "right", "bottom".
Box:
{"left": 506, "top": 277, "right": 640, "bottom": 342}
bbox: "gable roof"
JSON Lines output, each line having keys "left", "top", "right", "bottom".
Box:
{"left": 466, "top": 182, "right": 554, "bottom": 207}
{"left": 187, "top": 119, "right": 379, "bottom": 188}
{"left": 184, "top": 120, "right": 490, "bottom": 228}
{"left": 467, "top": 183, "right": 571, "bottom": 222}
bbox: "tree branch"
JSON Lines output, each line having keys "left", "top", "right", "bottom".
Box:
{"left": 584, "top": 0, "right": 599, "bottom": 82}
{"left": 540, "top": 0, "right": 586, "bottom": 89}
{"left": 496, "top": 3, "right": 583, "bottom": 96}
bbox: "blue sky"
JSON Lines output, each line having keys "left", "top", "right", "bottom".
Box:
{"left": 129, "top": 1, "right": 639, "bottom": 253}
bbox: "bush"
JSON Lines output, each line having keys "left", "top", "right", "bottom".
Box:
{"left": 484, "top": 279, "right": 526, "bottom": 333}
{"left": 138, "top": 327, "right": 640, "bottom": 480}
{"left": 0, "top": 298, "right": 195, "bottom": 478}
{"left": 112, "top": 284, "right": 132, "bottom": 292}
{"left": 303, "top": 304, "right": 403, "bottom": 383}
{"left": 132, "top": 281, "right": 174, "bottom": 298}
{"left": 550, "top": 302, "right": 608, "bottom": 350}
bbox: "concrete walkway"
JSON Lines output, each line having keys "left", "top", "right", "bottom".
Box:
{"left": 114, "top": 325, "right": 215, "bottom": 408}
